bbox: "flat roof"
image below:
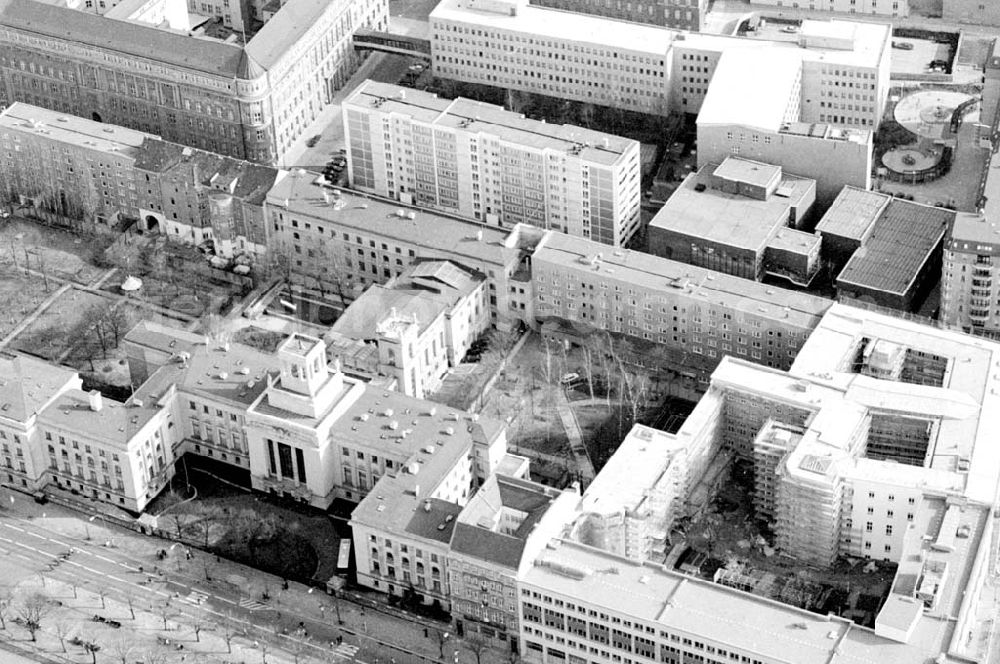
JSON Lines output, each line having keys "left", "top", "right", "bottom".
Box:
{"left": 836, "top": 199, "right": 950, "bottom": 296}
{"left": 430, "top": 0, "right": 677, "bottom": 56}
{"left": 580, "top": 424, "right": 685, "bottom": 516}
{"left": 531, "top": 232, "right": 833, "bottom": 328}
{"left": 0, "top": 102, "right": 156, "bottom": 157}
{"left": 345, "top": 80, "right": 637, "bottom": 167}
{"left": 792, "top": 303, "right": 1000, "bottom": 505}
{"left": 815, "top": 186, "right": 889, "bottom": 242}
{"left": 949, "top": 212, "right": 1000, "bottom": 251}
{"left": 696, "top": 49, "right": 802, "bottom": 133}
{"left": 522, "top": 540, "right": 866, "bottom": 664}
{"left": 767, "top": 227, "right": 822, "bottom": 257}
{"left": 39, "top": 389, "right": 160, "bottom": 445}
{"left": 266, "top": 170, "right": 520, "bottom": 272}
{"left": 650, "top": 160, "right": 814, "bottom": 252}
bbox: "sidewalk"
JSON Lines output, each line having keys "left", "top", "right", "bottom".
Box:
{"left": 1, "top": 487, "right": 517, "bottom": 664}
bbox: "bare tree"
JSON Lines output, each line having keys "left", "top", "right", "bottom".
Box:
{"left": 464, "top": 633, "right": 490, "bottom": 664}
{"left": 110, "top": 636, "right": 137, "bottom": 664}
{"left": 434, "top": 628, "right": 452, "bottom": 658}
{"left": 82, "top": 640, "right": 101, "bottom": 664}
{"left": 141, "top": 648, "right": 170, "bottom": 664}
{"left": 191, "top": 617, "right": 208, "bottom": 642}
{"left": 0, "top": 586, "right": 11, "bottom": 630}
{"left": 222, "top": 616, "right": 239, "bottom": 653}
{"left": 97, "top": 586, "right": 108, "bottom": 610}
{"left": 69, "top": 581, "right": 79, "bottom": 600}
{"left": 17, "top": 592, "right": 50, "bottom": 642}
{"left": 191, "top": 504, "right": 224, "bottom": 548}
{"left": 53, "top": 618, "right": 73, "bottom": 652}
{"left": 123, "top": 589, "right": 137, "bottom": 620}
{"left": 157, "top": 598, "right": 173, "bottom": 631}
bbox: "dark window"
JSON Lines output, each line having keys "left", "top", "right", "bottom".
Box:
{"left": 266, "top": 439, "right": 276, "bottom": 475}
{"left": 278, "top": 442, "right": 294, "bottom": 479}
{"left": 295, "top": 448, "right": 306, "bottom": 483}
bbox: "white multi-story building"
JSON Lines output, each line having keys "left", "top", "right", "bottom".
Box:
{"left": 430, "top": 0, "right": 891, "bottom": 127}
{"left": 343, "top": 80, "right": 642, "bottom": 246}
{"left": 328, "top": 260, "right": 491, "bottom": 395}
{"left": 941, "top": 157, "right": 1000, "bottom": 334}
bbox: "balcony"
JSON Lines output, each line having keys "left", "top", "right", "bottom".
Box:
{"left": 969, "top": 308, "right": 991, "bottom": 322}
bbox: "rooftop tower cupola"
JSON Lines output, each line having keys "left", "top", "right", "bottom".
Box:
{"left": 277, "top": 333, "right": 329, "bottom": 397}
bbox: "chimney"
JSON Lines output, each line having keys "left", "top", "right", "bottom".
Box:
{"left": 88, "top": 390, "right": 103, "bottom": 412}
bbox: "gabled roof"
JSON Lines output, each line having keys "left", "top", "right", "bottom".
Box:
{"left": 0, "top": 0, "right": 244, "bottom": 77}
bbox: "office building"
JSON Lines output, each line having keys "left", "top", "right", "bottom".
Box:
{"left": 0, "top": 0, "right": 386, "bottom": 165}
{"left": 647, "top": 157, "right": 819, "bottom": 285}
{"left": 530, "top": 230, "right": 833, "bottom": 389}
{"left": 696, "top": 49, "right": 877, "bottom": 207}
{"left": 430, "top": 0, "right": 890, "bottom": 128}
{"left": 751, "top": 0, "right": 908, "bottom": 17}
{"left": 447, "top": 475, "right": 579, "bottom": 649}
{"left": 343, "top": 80, "right": 642, "bottom": 247}
{"left": 328, "top": 260, "right": 490, "bottom": 396}
{"left": 264, "top": 169, "right": 544, "bottom": 331}
{"left": 817, "top": 187, "right": 950, "bottom": 312}
{"left": 0, "top": 354, "right": 82, "bottom": 494}
{"left": 529, "top": 0, "right": 707, "bottom": 31}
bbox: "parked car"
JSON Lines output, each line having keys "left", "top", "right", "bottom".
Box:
{"left": 781, "top": 25, "right": 798, "bottom": 33}
{"left": 560, "top": 372, "right": 581, "bottom": 385}
{"left": 892, "top": 41, "right": 914, "bottom": 50}
{"left": 306, "top": 135, "right": 321, "bottom": 147}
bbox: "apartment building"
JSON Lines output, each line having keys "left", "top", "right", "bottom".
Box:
{"left": 0, "top": 104, "right": 278, "bottom": 255}
{"left": 648, "top": 157, "right": 819, "bottom": 285}
{"left": 430, "top": 0, "right": 891, "bottom": 127}
{"left": 134, "top": 139, "right": 278, "bottom": 257}
{"left": 0, "top": 103, "right": 150, "bottom": 225}
{"left": 529, "top": 0, "right": 707, "bottom": 30}
{"left": 265, "top": 169, "right": 544, "bottom": 331}
{"left": 0, "top": 0, "right": 385, "bottom": 165}
{"left": 751, "top": 0, "right": 908, "bottom": 17}
{"left": 529, "top": 231, "right": 833, "bottom": 389}
{"left": 328, "top": 260, "right": 490, "bottom": 395}
{"left": 941, "top": 155, "right": 1000, "bottom": 333}
{"left": 343, "top": 81, "right": 642, "bottom": 247}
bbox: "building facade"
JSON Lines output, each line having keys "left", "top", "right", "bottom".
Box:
{"left": 430, "top": 0, "right": 891, "bottom": 128}
{"left": 751, "top": 0, "right": 908, "bottom": 17}
{"left": 343, "top": 81, "right": 642, "bottom": 247}
{"left": 0, "top": 0, "right": 386, "bottom": 165}
{"left": 941, "top": 160, "right": 1000, "bottom": 334}
{"left": 529, "top": 231, "right": 832, "bottom": 390}
{"left": 265, "top": 169, "right": 544, "bottom": 331}
{"left": 0, "top": 103, "right": 278, "bottom": 256}
{"left": 528, "top": 0, "right": 707, "bottom": 31}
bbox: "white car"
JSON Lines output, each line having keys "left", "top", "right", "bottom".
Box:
{"left": 560, "top": 372, "right": 581, "bottom": 385}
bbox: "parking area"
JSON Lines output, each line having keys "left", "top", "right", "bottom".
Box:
{"left": 890, "top": 37, "right": 952, "bottom": 77}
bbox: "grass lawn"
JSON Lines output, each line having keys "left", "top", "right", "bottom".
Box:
{"left": 0, "top": 266, "right": 54, "bottom": 340}
{"left": 149, "top": 466, "right": 343, "bottom": 582}
{"left": 0, "top": 219, "right": 108, "bottom": 285}
{"left": 10, "top": 288, "right": 111, "bottom": 361}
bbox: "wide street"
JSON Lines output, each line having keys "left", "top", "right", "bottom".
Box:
{"left": 0, "top": 489, "right": 511, "bottom": 664}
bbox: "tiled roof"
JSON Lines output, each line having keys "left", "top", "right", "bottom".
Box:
{"left": 0, "top": 0, "right": 244, "bottom": 77}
